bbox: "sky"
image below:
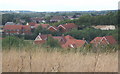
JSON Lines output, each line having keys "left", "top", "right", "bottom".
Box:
{"left": 0, "top": 0, "right": 119, "bottom": 12}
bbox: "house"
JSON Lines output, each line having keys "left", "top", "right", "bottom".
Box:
{"left": 48, "top": 26, "right": 58, "bottom": 32}
{"left": 27, "top": 22, "right": 49, "bottom": 29}
{"left": 58, "top": 23, "right": 77, "bottom": 32}
{"left": 3, "top": 25, "right": 31, "bottom": 35}
{"left": 50, "top": 16, "right": 64, "bottom": 22}
{"left": 61, "top": 35, "right": 87, "bottom": 48}
{"left": 27, "top": 22, "right": 36, "bottom": 29}
{"left": 47, "top": 23, "right": 77, "bottom": 32}
{"left": 19, "top": 19, "right": 26, "bottom": 23}
{"left": 35, "top": 24, "right": 50, "bottom": 29}
{"left": 92, "top": 25, "right": 116, "bottom": 30}
{"left": 67, "top": 15, "right": 80, "bottom": 20}
{"left": 5, "top": 22, "right": 15, "bottom": 25}
{"left": 34, "top": 34, "right": 52, "bottom": 44}
{"left": 31, "top": 17, "right": 46, "bottom": 23}
{"left": 53, "top": 35, "right": 66, "bottom": 44}
{"left": 34, "top": 34, "right": 87, "bottom": 48}
{"left": 90, "top": 36, "right": 117, "bottom": 46}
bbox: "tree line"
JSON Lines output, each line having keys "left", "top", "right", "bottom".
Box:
{"left": 51, "top": 11, "right": 118, "bottom": 26}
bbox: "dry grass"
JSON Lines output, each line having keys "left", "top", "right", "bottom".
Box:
{"left": 2, "top": 49, "right": 118, "bottom": 72}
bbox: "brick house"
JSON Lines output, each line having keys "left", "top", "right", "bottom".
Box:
{"left": 34, "top": 34, "right": 52, "bottom": 44}
{"left": 34, "top": 34, "right": 87, "bottom": 48}
{"left": 27, "top": 22, "right": 50, "bottom": 29}
{"left": 50, "top": 16, "right": 64, "bottom": 22}
{"left": 35, "top": 24, "right": 50, "bottom": 29}
{"left": 61, "top": 35, "right": 87, "bottom": 48}
{"left": 3, "top": 25, "right": 31, "bottom": 35}
{"left": 27, "top": 22, "right": 37, "bottom": 29}
{"left": 48, "top": 26, "right": 58, "bottom": 32}
{"left": 90, "top": 36, "right": 117, "bottom": 47}
{"left": 47, "top": 23, "right": 78, "bottom": 32}
{"left": 31, "top": 17, "right": 46, "bottom": 23}
{"left": 58, "top": 23, "right": 77, "bottom": 32}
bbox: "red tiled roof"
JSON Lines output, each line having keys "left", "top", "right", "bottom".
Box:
{"left": 4, "top": 25, "right": 31, "bottom": 30}
{"left": 90, "top": 36, "right": 117, "bottom": 45}
{"left": 62, "top": 23, "right": 77, "bottom": 29}
{"left": 62, "top": 39, "right": 86, "bottom": 48}
{"left": 41, "top": 24, "right": 49, "bottom": 28}
{"left": 40, "top": 35, "right": 48, "bottom": 40}
{"left": 62, "top": 35, "right": 86, "bottom": 48}
{"left": 52, "top": 26, "right": 58, "bottom": 30}
{"left": 22, "top": 25, "right": 31, "bottom": 30}
{"left": 4, "top": 25, "right": 22, "bottom": 30}
{"left": 34, "top": 34, "right": 87, "bottom": 48}
{"left": 90, "top": 37, "right": 103, "bottom": 44}
{"left": 48, "top": 26, "right": 58, "bottom": 31}
{"left": 35, "top": 24, "right": 49, "bottom": 28}
{"left": 65, "top": 35, "right": 75, "bottom": 40}
{"left": 28, "top": 22, "right": 36, "bottom": 26}
{"left": 35, "top": 34, "right": 52, "bottom": 41}
{"left": 104, "top": 36, "right": 117, "bottom": 44}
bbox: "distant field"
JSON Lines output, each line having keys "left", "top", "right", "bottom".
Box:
{"left": 2, "top": 49, "right": 118, "bottom": 72}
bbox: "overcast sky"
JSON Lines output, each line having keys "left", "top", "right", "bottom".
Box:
{"left": 0, "top": 0, "right": 119, "bottom": 11}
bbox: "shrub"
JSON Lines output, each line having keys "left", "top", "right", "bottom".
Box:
{"left": 44, "top": 36, "right": 61, "bottom": 48}
{"left": 2, "top": 36, "right": 26, "bottom": 50}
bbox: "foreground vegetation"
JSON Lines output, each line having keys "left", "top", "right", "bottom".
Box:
{"left": 2, "top": 36, "right": 118, "bottom": 53}
{"left": 2, "top": 48, "right": 118, "bottom": 72}
{"left": 2, "top": 36, "right": 118, "bottom": 72}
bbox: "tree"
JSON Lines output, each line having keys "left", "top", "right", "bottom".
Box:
{"left": 45, "top": 36, "right": 61, "bottom": 48}
{"left": 2, "top": 14, "right": 14, "bottom": 25}
{"left": 64, "top": 28, "right": 118, "bottom": 42}
{"left": 34, "top": 25, "right": 51, "bottom": 35}
{"left": 2, "top": 36, "right": 26, "bottom": 49}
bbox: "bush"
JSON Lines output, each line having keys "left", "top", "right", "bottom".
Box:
{"left": 2, "top": 36, "right": 26, "bottom": 50}
{"left": 44, "top": 36, "right": 61, "bottom": 48}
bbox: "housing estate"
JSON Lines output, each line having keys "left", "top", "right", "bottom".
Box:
{"left": 34, "top": 34, "right": 87, "bottom": 48}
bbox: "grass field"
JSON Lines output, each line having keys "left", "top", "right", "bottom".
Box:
{"left": 2, "top": 48, "right": 118, "bottom": 72}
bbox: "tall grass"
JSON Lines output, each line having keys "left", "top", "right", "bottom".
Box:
{"left": 2, "top": 48, "right": 118, "bottom": 72}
